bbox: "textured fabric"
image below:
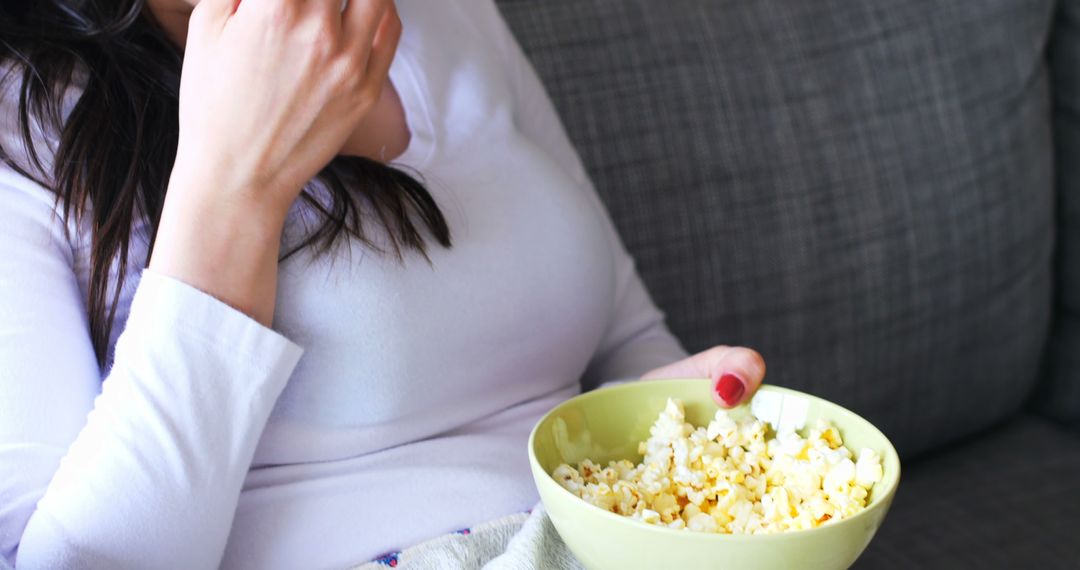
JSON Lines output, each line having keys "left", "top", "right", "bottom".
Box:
{"left": 497, "top": 0, "right": 1057, "bottom": 457}
{"left": 1035, "top": 0, "right": 1080, "bottom": 427}
{"left": 484, "top": 506, "right": 580, "bottom": 570}
{"left": 0, "top": 1, "right": 688, "bottom": 567}
{"left": 350, "top": 506, "right": 583, "bottom": 570}
{"left": 854, "top": 415, "right": 1080, "bottom": 569}
{"left": 351, "top": 511, "right": 533, "bottom": 570}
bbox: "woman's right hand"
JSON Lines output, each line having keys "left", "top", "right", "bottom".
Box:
{"left": 174, "top": 0, "right": 401, "bottom": 210}
{"left": 151, "top": 0, "right": 401, "bottom": 325}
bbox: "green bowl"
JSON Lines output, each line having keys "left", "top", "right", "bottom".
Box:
{"left": 528, "top": 380, "right": 901, "bottom": 570}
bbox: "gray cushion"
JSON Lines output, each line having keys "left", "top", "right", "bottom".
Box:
{"left": 1034, "top": 0, "right": 1080, "bottom": 427}
{"left": 853, "top": 415, "right": 1080, "bottom": 569}
{"left": 497, "top": 0, "right": 1056, "bottom": 457}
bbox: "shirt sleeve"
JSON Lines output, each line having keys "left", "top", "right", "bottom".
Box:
{"left": 0, "top": 168, "right": 303, "bottom": 569}
{"left": 471, "top": 0, "right": 690, "bottom": 389}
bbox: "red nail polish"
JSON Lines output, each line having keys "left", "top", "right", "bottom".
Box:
{"left": 716, "top": 373, "right": 745, "bottom": 406}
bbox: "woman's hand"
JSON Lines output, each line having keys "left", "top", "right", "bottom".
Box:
{"left": 151, "top": 0, "right": 401, "bottom": 324}
{"left": 175, "top": 0, "right": 400, "bottom": 206}
{"left": 641, "top": 346, "right": 766, "bottom": 408}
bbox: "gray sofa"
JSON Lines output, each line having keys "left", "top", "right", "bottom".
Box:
{"left": 496, "top": 0, "right": 1080, "bottom": 567}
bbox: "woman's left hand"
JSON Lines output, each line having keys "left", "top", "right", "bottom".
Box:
{"left": 641, "top": 346, "right": 766, "bottom": 409}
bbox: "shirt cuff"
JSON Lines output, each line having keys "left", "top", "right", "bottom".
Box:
{"left": 122, "top": 269, "right": 303, "bottom": 384}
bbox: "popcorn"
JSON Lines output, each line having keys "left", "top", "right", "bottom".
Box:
{"left": 552, "top": 398, "right": 884, "bottom": 534}
{"left": 855, "top": 449, "right": 885, "bottom": 488}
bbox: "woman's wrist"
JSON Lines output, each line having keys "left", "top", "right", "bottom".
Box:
{"left": 149, "top": 170, "right": 291, "bottom": 326}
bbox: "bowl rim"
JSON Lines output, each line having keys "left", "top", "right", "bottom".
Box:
{"left": 528, "top": 379, "right": 902, "bottom": 541}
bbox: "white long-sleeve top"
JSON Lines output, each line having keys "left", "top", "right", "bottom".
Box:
{"left": 0, "top": 1, "right": 687, "bottom": 568}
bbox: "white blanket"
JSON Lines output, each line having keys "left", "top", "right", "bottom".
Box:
{"left": 351, "top": 504, "right": 585, "bottom": 570}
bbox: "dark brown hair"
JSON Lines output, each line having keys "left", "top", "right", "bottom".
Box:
{"left": 0, "top": 0, "right": 451, "bottom": 366}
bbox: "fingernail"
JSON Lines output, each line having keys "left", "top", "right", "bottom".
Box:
{"left": 715, "top": 373, "right": 746, "bottom": 406}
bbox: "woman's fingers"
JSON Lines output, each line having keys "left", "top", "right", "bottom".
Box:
{"left": 342, "top": 0, "right": 391, "bottom": 53}
{"left": 641, "top": 345, "right": 766, "bottom": 409}
{"left": 704, "top": 346, "right": 766, "bottom": 408}
{"left": 233, "top": 0, "right": 340, "bottom": 27}
{"left": 363, "top": 4, "right": 401, "bottom": 84}
{"left": 302, "top": 0, "right": 345, "bottom": 25}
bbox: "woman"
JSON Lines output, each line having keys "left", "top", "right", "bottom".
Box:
{"left": 0, "top": 0, "right": 766, "bottom": 567}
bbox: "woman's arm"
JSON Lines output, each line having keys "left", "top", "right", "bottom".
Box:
{"left": 151, "top": 0, "right": 401, "bottom": 324}
{"left": 3, "top": 0, "right": 402, "bottom": 566}
{"left": 0, "top": 169, "right": 302, "bottom": 568}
